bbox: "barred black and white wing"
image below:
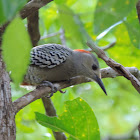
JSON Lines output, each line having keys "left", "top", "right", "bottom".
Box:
{"left": 30, "top": 44, "right": 72, "bottom": 68}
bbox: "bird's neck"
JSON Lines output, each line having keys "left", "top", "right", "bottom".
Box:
{"left": 72, "top": 51, "right": 86, "bottom": 76}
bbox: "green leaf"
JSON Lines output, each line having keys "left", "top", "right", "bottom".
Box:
{"left": 57, "top": 4, "right": 85, "bottom": 49}
{"left": 94, "top": 0, "right": 137, "bottom": 35}
{"left": 124, "top": 9, "right": 140, "bottom": 49}
{"left": 54, "top": 0, "right": 77, "bottom": 5}
{"left": 0, "top": 0, "right": 26, "bottom": 24}
{"left": 2, "top": 17, "right": 32, "bottom": 86}
{"left": 54, "top": 0, "right": 65, "bottom": 5}
{"left": 107, "top": 23, "right": 140, "bottom": 69}
{"left": 36, "top": 98, "right": 100, "bottom": 140}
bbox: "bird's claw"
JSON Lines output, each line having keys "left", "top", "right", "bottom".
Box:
{"left": 37, "top": 81, "right": 57, "bottom": 98}
{"left": 59, "top": 90, "right": 66, "bottom": 94}
{"left": 47, "top": 86, "right": 57, "bottom": 98}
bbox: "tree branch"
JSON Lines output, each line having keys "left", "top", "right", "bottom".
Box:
{"left": 20, "top": 0, "right": 53, "bottom": 19}
{"left": 13, "top": 76, "right": 90, "bottom": 113}
{"left": 101, "top": 67, "right": 140, "bottom": 81}
{"left": 13, "top": 67, "right": 140, "bottom": 113}
{"left": 13, "top": 86, "right": 51, "bottom": 113}
{"left": 27, "top": 11, "right": 40, "bottom": 46}
{"left": 87, "top": 41, "right": 140, "bottom": 93}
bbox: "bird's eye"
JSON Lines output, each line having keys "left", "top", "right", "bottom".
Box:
{"left": 92, "top": 64, "right": 98, "bottom": 70}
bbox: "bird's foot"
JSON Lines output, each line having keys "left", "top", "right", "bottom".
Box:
{"left": 37, "top": 81, "right": 57, "bottom": 98}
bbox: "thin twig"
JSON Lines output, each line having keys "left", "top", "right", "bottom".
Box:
{"left": 87, "top": 40, "right": 140, "bottom": 93}
{"left": 101, "top": 41, "right": 116, "bottom": 51}
{"left": 59, "top": 28, "right": 66, "bottom": 46}
{"left": 86, "top": 41, "right": 116, "bottom": 52}
{"left": 40, "top": 32, "right": 60, "bottom": 40}
{"left": 40, "top": 28, "right": 67, "bottom": 48}
{"left": 40, "top": 28, "right": 67, "bottom": 47}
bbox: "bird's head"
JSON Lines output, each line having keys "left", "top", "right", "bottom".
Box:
{"left": 74, "top": 49, "right": 107, "bottom": 95}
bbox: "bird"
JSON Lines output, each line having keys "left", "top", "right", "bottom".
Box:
{"left": 23, "top": 44, "right": 107, "bottom": 97}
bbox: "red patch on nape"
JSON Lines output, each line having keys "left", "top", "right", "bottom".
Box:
{"left": 74, "top": 49, "right": 91, "bottom": 54}
{"left": 21, "top": 82, "right": 32, "bottom": 86}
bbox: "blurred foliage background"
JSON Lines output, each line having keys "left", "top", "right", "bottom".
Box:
{"left": 1, "top": 0, "right": 140, "bottom": 139}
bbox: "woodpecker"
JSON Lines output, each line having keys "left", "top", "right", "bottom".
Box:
{"left": 23, "top": 44, "right": 107, "bottom": 97}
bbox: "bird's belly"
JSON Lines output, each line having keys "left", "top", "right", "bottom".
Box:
{"left": 23, "top": 66, "right": 73, "bottom": 85}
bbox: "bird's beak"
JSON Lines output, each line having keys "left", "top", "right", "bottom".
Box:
{"left": 95, "top": 75, "right": 107, "bottom": 95}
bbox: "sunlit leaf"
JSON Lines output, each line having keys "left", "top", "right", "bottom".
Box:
{"left": 36, "top": 97, "right": 100, "bottom": 140}
{"left": 66, "top": 0, "right": 77, "bottom": 6}
{"left": 2, "top": 17, "right": 32, "bottom": 86}
{"left": 124, "top": 9, "right": 140, "bottom": 49}
{"left": 54, "top": 0, "right": 65, "bottom": 5}
{"left": 57, "top": 4, "right": 85, "bottom": 49}
{"left": 94, "top": 0, "right": 137, "bottom": 35}
{"left": 107, "top": 23, "right": 140, "bottom": 68}
{"left": 40, "top": 4, "right": 59, "bottom": 31}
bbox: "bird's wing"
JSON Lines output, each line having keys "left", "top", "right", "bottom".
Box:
{"left": 30, "top": 44, "right": 71, "bottom": 68}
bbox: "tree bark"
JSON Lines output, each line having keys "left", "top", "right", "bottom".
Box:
{"left": 27, "top": 11, "right": 40, "bottom": 46}
{"left": 0, "top": 11, "right": 16, "bottom": 140}
{"left": 0, "top": 52, "right": 16, "bottom": 140}
{"left": 20, "top": 0, "right": 53, "bottom": 19}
